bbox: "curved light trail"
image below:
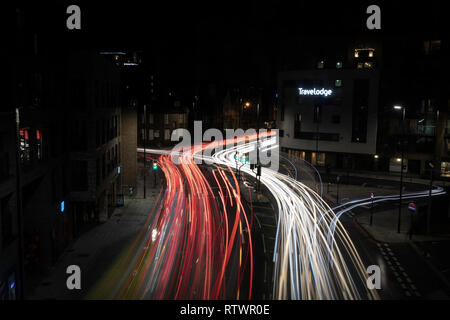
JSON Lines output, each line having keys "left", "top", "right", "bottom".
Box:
{"left": 90, "top": 144, "right": 254, "bottom": 300}
{"left": 94, "top": 131, "right": 442, "bottom": 301}
{"left": 208, "top": 135, "right": 380, "bottom": 300}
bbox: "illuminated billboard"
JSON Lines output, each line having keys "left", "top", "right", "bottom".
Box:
{"left": 298, "top": 88, "right": 333, "bottom": 97}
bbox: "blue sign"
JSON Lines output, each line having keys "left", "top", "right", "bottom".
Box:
{"left": 118, "top": 166, "right": 121, "bottom": 174}
{"left": 60, "top": 201, "right": 65, "bottom": 213}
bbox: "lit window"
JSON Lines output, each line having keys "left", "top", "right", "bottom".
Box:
{"left": 368, "top": 50, "right": 374, "bottom": 57}
{"left": 424, "top": 40, "right": 441, "bottom": 55}
{"left": 335, "top": 80, "right": 342, "bottom": 87}
{"left": 336, "top": 61, "right": 342, "bottom": 69}
{"left": 36, "top": 129, "right": 43, "bottom": 161}
{"left": 354, "top": 50, "right": 359, "bottom": 58}
{"left": 441, "top": 161, "right": 450, "bottom": 177}
{"left": 317, "top": 61, "right": 324, "bottom": 69}
{"left": 19, "top": 128, "right": 31, "bottom": 164}
{"left": 164, "top": 129, "right": 170, "bottom": 140}
{"left": 357, "top": 62, "right": 363, "bottom": 69}
{"left": 364, "top": 62, "right": 373, "bottom": 68}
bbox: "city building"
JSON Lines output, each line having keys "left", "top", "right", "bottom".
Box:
{"left": 276, "top": 39, "right": 381, "bottom": 169}
{"left": 2, "top": 41, "right": 72, "bottom": 299}
{"left": 377, "top": 36, "right": 450, "bottom": 177}
{"left": 66, "top": 51, "right": 122, "bottom": 226}
{"left": 139, "top": 100, "right": 189, "bottom": 149}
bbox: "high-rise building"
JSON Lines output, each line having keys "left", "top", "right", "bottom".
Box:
{"left": 276, "top": 38, "right": 381, "bottom": 169}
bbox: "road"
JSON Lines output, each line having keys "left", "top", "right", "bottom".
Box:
{"left": 90, "top": 132, "right": 447, "bottom": 300}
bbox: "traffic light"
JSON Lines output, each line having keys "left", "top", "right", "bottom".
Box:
{"left": 152, "top": 160, "right": 158, "bottom": 170}
{"left": 242, "top": 154, "right": 248, "bottom": 163}
{"left": 234, "top": 152, "right": 238, "bottom": 161}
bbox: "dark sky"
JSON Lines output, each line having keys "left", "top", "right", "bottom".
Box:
{"left": 11, "top": 0, "right": 449, "bottom": 89}
{"left": 22, "top": 0, "right": 449, "bottom": 49}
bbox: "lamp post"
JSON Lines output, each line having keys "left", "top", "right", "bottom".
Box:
{"left": 394, "top": 105, "right": 405, "bottom": 233}
{"left": 336, "top": 175, "right": 340, "bottom": 204}
{"left": 14, "top": 108, "right": 25, "bottom": 299}
{"left": 427, "top": 162, "right": 434, "bottom": 235}
{"left": 370, "top": 192, "right": 374, "bottom": 226}
{"left": 256, "top": 102, "right": 261, "bottom": 192}
{"left": 314, "top": 105, "right": 320, "bottom": 166}
{"left": 241, "top": 101, "right": 251, "bottom": 129}
{"left": 143, "top": 104, "right": 147, "bottom": 199}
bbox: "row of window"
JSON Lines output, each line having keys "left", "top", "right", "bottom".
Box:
{"left": 141, "top": 113, "right": 185, "bottom": 125}
{"left": 141, "top": 129, "right": 172, "bottom": 141}
{"left": 316, "top": 47, "right": 376, "bottom": 70}
{"left": 96, "top": 115, "right": 120, "bottom": 148}
{"left": 95, "top": 143, "right": 120, "bottom": 188}
{"left": 317, "top": 60, "right": 373, "bottom": 69}
{"left": 317, "top": 60, "right": 343, "bottom": 69}
{"left": 19, "top": 127, "right": 43, "bottom": 166}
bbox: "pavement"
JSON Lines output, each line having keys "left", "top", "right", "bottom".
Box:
{"left": 323, "top": 180, "right": 450, "bottom": 299}
{"left": 318, "top": 167, "right": 449, "bottom": 188}
{"left": 27, "top": 168, "right": 163, "bottom": 300}
{"left": 238, "top": 176, "right": 277, "bottom": 300}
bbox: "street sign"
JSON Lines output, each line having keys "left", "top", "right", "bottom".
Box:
{"left": 408, "top": 202, "right": 416, "bottom": 214}
{"left": 370, "top": 192, "right": 374, "bottom": 200}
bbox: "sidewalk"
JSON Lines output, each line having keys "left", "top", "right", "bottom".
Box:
{"left": 323, "top": 183, "right": 400, "bottom": 205}
{"left": 318, "top": 167, "right": 449, "bottom": 188}
{"left": 27, "top": 176, "right": 162, "bottom": 300}
{"left": 323, "top": 183, "right": 450, "bottom": 243}
{"left": 356, "top": 208, "right": 450, "bottom": 243}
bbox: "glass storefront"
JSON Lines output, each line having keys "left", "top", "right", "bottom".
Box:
{"left": 441, "top": 162, "right": 450, "bottom": 177}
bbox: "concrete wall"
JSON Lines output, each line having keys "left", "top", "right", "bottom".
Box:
{"left": 121, "top": 107, "right": 137, "bottom": 190}
{"left": 277, "top": 68, "right": 379, "bottom": 155}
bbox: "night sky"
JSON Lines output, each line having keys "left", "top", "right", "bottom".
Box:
{"left": 9, "top": 0, "right": 449, "bottom": 88}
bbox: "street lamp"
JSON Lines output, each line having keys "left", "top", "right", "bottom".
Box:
{"left": 427, "top": 162, "right": 434, "bottom": 235}
{"left": 240, "top": 101, "right": 251, "bottom": 129}
{"left": 336, "top": 175, "right": 340, "bottom": 204}
{"left": 256, "top": 103, "right": 261, "bottom": 192}
{"left": 143, "top": 104, "right": 147, "bottom": 199}
{"left": 394, "top": 104, "right": 406, "bottom": 233}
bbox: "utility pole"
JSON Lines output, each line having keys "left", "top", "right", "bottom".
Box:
{"left": 315, "top": 105, "right": 319, "bottom": 158}
{"left": 143, "top": 104, "right": 147, "bottom": 199}
{"left": 256, "top": 103, "right": 260, "bottom": 192}
{"left": 370, "top": 192, "right": 374, "bottom": 226}
{"left": 336, "top": 175, "right": 340, "bottom": 204}
{"left": 397, "top": 107, "right": 405, "bottom": 233}
{"left": 427, "top": 162, "right": 434, "bottom": 235}
{"left": 14, "top": 108, "right": 25, "bottom": 299}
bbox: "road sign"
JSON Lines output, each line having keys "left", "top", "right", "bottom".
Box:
{"left": 408, "top": 202, "right": 416, "bottom": 214}
{"left": 370, "top": 192, "right": 374, "bottom": 200}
